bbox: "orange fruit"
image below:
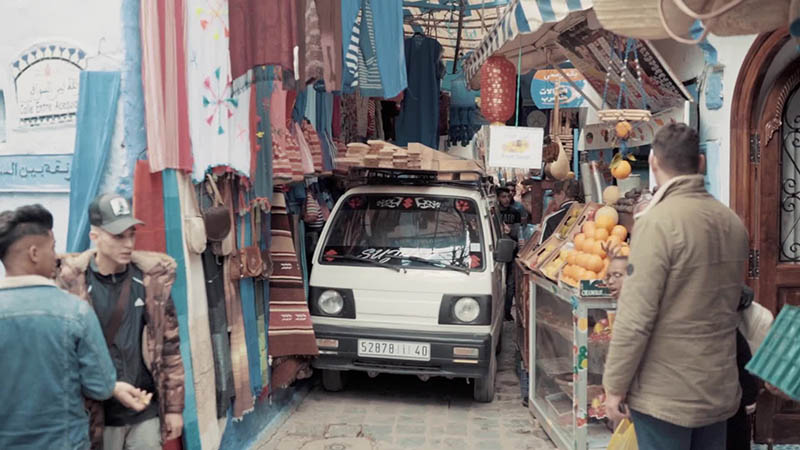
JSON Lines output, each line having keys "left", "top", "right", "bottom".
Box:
{"left": 612, "top": 160, "right": 632, "bottom": 179}
{"left": 594, "top": 228, "right": 610, "bottom": 241}
{"left": 598, "top": 268, "right": 607, "bottom": 279}
{"left": 611, "top": 225, "right": 628, "bottom": 241}
{"left": 574, "top": 233, "right": 587, "bottom": 250}
{"left": 595, "top": 206, "right": 619, "bottom": 231}
{"left": 566, "top": 251, "right": 577, "bottom": 266}
{"left": 584, "top": 270, "right": 598, "bottom": 280}
{"left": 620, "top": 246, "right": 630, "bottom": 257}
{"left": 576, "top": 253, "right": 589, "bottom": 270}
{"left": 589, "top": 254, "right": 604, "bottom": 273}
{"left": 583, "top": 238, "right": 596, "bottom": 254}
{"left": 582, "top": 221, "right": 597, "bottom": 235}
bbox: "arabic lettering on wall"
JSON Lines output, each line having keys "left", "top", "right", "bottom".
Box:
{"left": 0, "top": 154, "right": 72, "bottom": 192}
{"left": 11, "top": 43, "right": 88, "bottom": 128}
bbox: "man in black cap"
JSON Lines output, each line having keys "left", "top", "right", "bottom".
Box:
{"left": 57, "top": 194, "right": 185, "bottom": 450}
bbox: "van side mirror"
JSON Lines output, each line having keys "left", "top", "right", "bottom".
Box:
{"left": 494, "top": 238, "right": 516, "bottom": 263}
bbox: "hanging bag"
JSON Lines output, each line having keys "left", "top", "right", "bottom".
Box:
{"left": 229, "top": 209, "right": 266, "bottom": 280}
{"left": 181, "top": 174, "right": 207, "bottom": 255}
{"left": 204, "top": 174, "right": 234, "bottom": 256}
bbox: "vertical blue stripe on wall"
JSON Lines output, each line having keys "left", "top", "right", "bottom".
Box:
{"left": 120, "top": 0, "right": 147, "bottom": 198}
{"left": 566, "top": 0, "right": 583, "bottom": 11}
{"left": 161, "top": 170, "right": 201, "bottom": 449}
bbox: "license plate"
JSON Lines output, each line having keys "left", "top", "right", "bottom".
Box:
{"left": 357, "top": 339, "right": 431, "bottom": 361}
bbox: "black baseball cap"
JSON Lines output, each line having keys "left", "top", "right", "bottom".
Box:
{"left": 89, "top": 194, "right": 144, "bottom": 235}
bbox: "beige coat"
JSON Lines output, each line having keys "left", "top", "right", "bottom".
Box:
{"left": 603, "top": 175, "right": 749, "bottom": 428}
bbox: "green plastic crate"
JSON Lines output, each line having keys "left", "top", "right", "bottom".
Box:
{"left": 746, "top": 305, "right": 800, "bottom": 401}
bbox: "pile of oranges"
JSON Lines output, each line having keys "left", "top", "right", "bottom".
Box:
{"left": 560, "top": 209, "right": 629, "bottom": 286}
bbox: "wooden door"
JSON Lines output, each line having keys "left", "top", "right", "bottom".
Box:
{"left": 754, "top": 57, "right": 800, "bottom": 445}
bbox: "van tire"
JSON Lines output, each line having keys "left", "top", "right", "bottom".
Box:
{"left": 322, "top": 369, "right": 346, "bottom": 392}
{"left": 473, "top": 354, "right": 497, "bottom": 402}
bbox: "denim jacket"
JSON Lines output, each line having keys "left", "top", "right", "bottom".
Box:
{"left": 0, "top": 275, "right": 116, "bottom": 450}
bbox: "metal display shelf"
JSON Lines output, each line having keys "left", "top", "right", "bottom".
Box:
{"left": 526, "top": 273, "right": 617, "bottom": 450}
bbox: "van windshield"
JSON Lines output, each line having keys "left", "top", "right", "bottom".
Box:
{"left": 319, "top": 194, "right": 485, "bottom": 271}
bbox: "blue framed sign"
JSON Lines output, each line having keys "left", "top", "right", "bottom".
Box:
{"left": 0, "top": 153, "right": 72, "bottom": 192}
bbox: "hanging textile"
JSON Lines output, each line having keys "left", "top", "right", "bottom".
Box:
{"left": 396, "top": 35, "right": 444, "bottom": 149}
{"left": 313, "top": 85, "right": 335, "bottom": 171}
{"left": 253, "top": 66, "right": 275, "bottom": 200}
{"left": 187, "top": 0, "right": 248, "bottom": 182}
{"left": 355, "top": 0, "right": 383, "bottom": 98}
{"left": 66, "top": 71, "right": 121, "bottom": 253}
{"left": 228, "top": 0, "right": 299, "bottom": 80}
{"left": 257, "top": 210, "right": 271, "bottom": 395}
{"left": 200, "top": 248, "right": 235, "bottom": 419}
{"left": 141, "top": 0, "right": 193, "bottom": 173}
{"left": 226, "top": 74, "right": 254, "bottom": 179}
{"left": 176, "top": 172, "right": 221, "bottom": 450}
{"left": 271, "top": 77, "right": 294, "bottom": 183}
{"left": 161, "top": 170, "right": 201, "bottom": 449}
{"left": 304, "top": 1, "right": 324, "bottom": 84}
{"left": 236, "top": 228, "right": 263, "bottom": 397}
{"left": 133, "top": 160, "right": 167, "bottom": 252}
{"left": 220, "top": 177, "right": 255, "bottom": 419}
{"left": 370, "top": 0, "right": 407, "bottom": 99}
{"left": 268, "top": 192, "right": 318, "bottom": 388}
{"left": 355, "top": 91, "right": 369, "bottom": 138}
{"left": 332, "top": 95, "right": 342, "bottom": 140}
{"left": 342, "top": 6, "right": 361, "bottom": 92}
{"left": 315, "top": 0, "right": 343, "bottom": 92}
{"left": 380, "top": 101, "right": 398, "bottom": 141}
{"left": 340, "top": 94, "right": 359, "bottom": 144}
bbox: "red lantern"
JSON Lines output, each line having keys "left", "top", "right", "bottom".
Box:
{"left": 480, "top": 56, "right": 517, "bottom": 124}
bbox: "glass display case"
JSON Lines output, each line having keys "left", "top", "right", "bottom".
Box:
{"left": 527, "top": 273, "right": 617, "bottom": 450}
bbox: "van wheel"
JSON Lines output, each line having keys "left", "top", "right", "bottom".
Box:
{"left": 321, "top": 369, "right": 346, "bottom": 392}
{"left": 473, "top": 354, "right": 497, "bottom": 402}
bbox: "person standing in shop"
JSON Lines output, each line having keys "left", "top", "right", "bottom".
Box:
{"left": 505, "top": 181, "right": 529, "bottom": 226}
{"left": 538, "top": 179, "right": 582, "bottom": 244}
{"left": 497, "top": 187, "right": 521, "bottom": 321}
{"left": 58, "top": 194, "right": 185, "bottom": 450}
{"left": 603, "top": 124, "right": 749, "bottom": 450}
{"left": 303, "top": 190, "right": 326, "bottom": 275}
{"left": 0, "top": 204, "right": 147, "bottom": 449}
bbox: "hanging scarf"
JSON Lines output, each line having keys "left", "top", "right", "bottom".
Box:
{"left": 133, "top": 160, "right": 167, "bottom": 252}
{"left": 140, "top": 0, "right": 193, "bottom": 173}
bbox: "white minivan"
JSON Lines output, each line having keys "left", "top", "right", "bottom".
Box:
{"left": 309, "top": 169, "right": 515, "bottom": 402}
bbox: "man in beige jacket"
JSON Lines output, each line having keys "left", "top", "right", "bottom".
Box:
{"left": 603, "top": 124, "right": 749, "bottom": 449}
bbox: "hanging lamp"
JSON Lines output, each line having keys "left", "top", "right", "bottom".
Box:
{"left": 479, "top": 56, "right": 517, "bottom": 125}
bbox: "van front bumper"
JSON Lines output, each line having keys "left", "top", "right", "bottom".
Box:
{"left": 311, "top": 323, "right": 492, "bottom": 378}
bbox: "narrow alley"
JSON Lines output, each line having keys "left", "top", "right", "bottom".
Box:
{"left": 257, "top": 323, "right": 555, "bottom": 450}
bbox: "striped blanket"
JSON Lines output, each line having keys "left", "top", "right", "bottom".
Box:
{"left": 268, "top": 193, "right": 319, "bottom": 361}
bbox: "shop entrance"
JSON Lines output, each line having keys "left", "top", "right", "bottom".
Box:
{"left": 731, "top": 27, "right": 800, "bottom": 446}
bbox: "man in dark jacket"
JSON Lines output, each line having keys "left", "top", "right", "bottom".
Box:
{"left": 58, "top": 194, "right": 185, "bottom": 450}
{"left": 497, "top": 187, "right": 520, "bottom": 320}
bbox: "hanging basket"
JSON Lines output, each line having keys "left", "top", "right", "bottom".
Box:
{"left": 702, "top": 0, "right": 789, "bottom": 36}
{"left": 593, "top": 0, "right": 696, "bottom": 39}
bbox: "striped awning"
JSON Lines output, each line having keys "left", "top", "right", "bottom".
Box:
{"left": 463, "top": 0, "right": 594, "bottom": 82}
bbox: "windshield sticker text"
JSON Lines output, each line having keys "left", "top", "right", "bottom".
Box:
{"left": 359, "top": 248, "right": 404, "bottom": 264}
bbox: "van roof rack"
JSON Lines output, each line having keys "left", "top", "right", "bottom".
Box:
{"left": 346, "top": 167, "right": 491, "bottom": 193}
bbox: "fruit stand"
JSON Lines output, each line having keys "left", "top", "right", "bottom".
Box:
{"left": 514, "top": 197, "right": 629, "bottom": 450}
{"left": 526, "top": 271, "right": 616, "bottom": 450}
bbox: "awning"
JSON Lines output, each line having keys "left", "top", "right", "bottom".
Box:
{"left": 463, "top": 0, "right": 594, "bottom": 82}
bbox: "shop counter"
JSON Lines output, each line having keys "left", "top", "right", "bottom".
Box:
{"left": 525, "top": 272, "right": 617, "bottom": 450}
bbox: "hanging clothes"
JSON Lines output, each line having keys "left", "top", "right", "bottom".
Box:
{"left": 270, "top": 77, "right": 294, "bottom": 184}
{"left": 200, "top": 248, "right": 234, "bottom": 419}
{"left": 342, "top": 6, "right": 361, "bottom": 92}
{"left": 186, "top": 0, "right": 239, "bottom": 182}
{"left": 140, "top": 0, "right": 193, "bottom": 173}
{"left": 355, "top": 0, "right": 383, "bottom": 98}
{"left": 67, "top": 71, "right": 121, "bottom": 253}
{"left": 448, "top": 67, "right": 481, "bottom": 146}
{"left": 225, "top": 75, "right": 253, "bottom": 179}
{"left": 132, "top": 160, "right": 167, "bottom": 253}
{"left": 355, "top": 91, "right": 369, "bottom": 138}
{"left": 314, "top": 0, "right": 343, "bottom": 92}
{"left": 396, "top": 35, "right": 443, "bottom": 149}
{"left": 370, "top": 0, "right": 407, "bottom": 99}
{"left": 340, "top": 94, "right": 359, "bottom": 144}
{"left": 176, "top": 172, "right": 221, "bottom": 450}
{"left": 268, "top": 192, "right": 318, "bottom": 389}
{"left": 228, "top": 0, "right": 299, "bottom": 80}
{"left": 253, "top": 66, "right": 275, "bottom": 200}
{"left": 380, "top": 100, "right": 398, "bottom": 141}
{"left": 304, "top": 1, "right": 324, "bottom": 84}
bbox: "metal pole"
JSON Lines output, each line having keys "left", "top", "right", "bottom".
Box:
{"left": 552, "top": 59, "right": 602, "bottom": 112}
{"left": 453, "top": 0, "right": 465, "bottom": 74}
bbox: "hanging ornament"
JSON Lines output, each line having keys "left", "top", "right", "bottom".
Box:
{"left": 479, "top": 56, "right": 516, "bottom": 125}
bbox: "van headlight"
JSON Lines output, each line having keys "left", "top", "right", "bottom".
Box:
{"left": 453, "top": 297, "right": 480, "bottom": 323}
{"left": 318, "top": 290, "right": 344, "bottom": 315}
